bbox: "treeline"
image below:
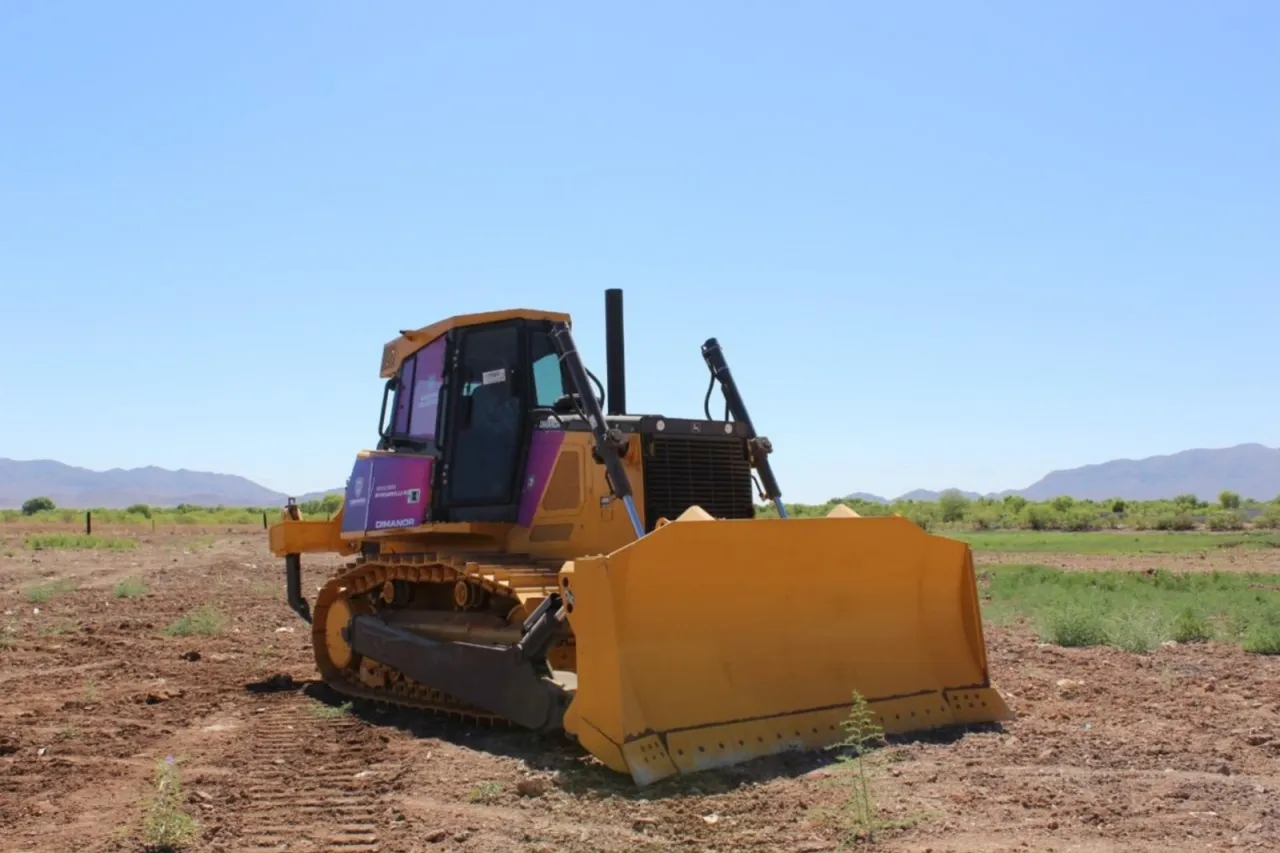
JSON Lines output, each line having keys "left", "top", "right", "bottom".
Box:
{"left": 2, "top": 493, "right": 344, "bottom": 525}
{"left": 754, "top": 490, "right": 1280, "bottom": 532}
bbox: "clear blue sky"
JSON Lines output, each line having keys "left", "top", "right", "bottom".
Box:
{"left": 2, "top": 2, "right": 1276, "bottom": 502}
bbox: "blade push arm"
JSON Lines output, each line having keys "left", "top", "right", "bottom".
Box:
{"left": 700, "top": 337, "right": 787, "bottom": 518}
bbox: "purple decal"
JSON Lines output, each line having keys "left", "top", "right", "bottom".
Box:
{"left": 408, "top": 338, "right": 446, "bottom": 441}
{"left": 341, "top": 454, "right": 433, "bottom": 533}
{"left": 341, "top": 457, "right": 376, "bottom": 534}
{"left": 518, "top": 431, "right": 566, "bottom": 527}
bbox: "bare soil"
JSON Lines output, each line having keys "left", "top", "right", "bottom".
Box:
{"left": 2, "top": 528, "right": 1277, "bottom": 853}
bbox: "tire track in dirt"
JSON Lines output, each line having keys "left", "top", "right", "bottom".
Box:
{"left": 233, "top": 692, "right": 385, "bottom": 852}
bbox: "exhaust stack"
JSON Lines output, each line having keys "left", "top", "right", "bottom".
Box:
{"left": 605, "top": 288, "right": 626, "bottom": 415}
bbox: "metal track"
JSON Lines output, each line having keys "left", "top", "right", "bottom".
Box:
{"left": 308, "top": 551, "right": 568, "bottom": 725}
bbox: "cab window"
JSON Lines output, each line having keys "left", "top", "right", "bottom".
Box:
{"left": 530, "top": 332, "right": 567, "bottom": 408}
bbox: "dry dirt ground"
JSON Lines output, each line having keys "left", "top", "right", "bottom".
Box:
{"left": 2, "top": 527, "right": 1278, "bottom": 853}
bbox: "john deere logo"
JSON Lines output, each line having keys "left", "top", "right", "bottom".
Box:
{"left": 407, "top": 489, "right": 421, "bottom": 504}
{"left": 353, "top": 477, "right": 365, "bottom": 498}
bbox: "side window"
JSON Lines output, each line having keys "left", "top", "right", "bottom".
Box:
{"left": 392, "top": 355, "right": 416, "bottom": 435}
{"left": 530, "top": 331, "right": 567, "bottom": 408}
{"left": 387, "top": 337, "right": 446, "bottom": 444}
{"left": 407, "top": 338, "right": 446, "bottom": 442}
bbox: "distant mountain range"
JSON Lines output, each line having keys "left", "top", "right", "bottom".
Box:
{"left": 3, "top": 443, "right": 1279, "bottom": 509}
{"left": 845, "top": 443, "right": 1280, "bottom": 503}
{"left": 0, "top": 458, "right": 338, "bottom": 510}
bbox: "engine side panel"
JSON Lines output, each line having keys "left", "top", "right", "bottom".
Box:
{"left": 505, "top": 429, "right": 648, "bottom": 561}
{"left": 518, "top": 429, "right": 566, "bottom": 527}
{"left": 340, "top": 453, "right": 434, "bottom": 534}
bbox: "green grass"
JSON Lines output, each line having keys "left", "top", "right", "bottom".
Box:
{"left": 955, "top": 530, "right": 1280, "bottom": 555}
{"left": 981, "top": 564, "right": 1280, "bottom": 654}
{"left": 25, "top": 533, "right": 136, "bottom": 551}
{"left": 113, "top": 577, "right": 149, "bottom": 598}
{"left": 24, "top": 577, "right": 78, "bottom": 603}
{"left": 163, "top": 605, "right": 227, "bottom": 637}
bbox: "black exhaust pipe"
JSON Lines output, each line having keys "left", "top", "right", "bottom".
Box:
{"left": 604, "top": 288, "right": 626, "bottom": 415}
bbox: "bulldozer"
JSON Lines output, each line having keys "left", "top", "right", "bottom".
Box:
{"left": 267, "top": 289, "right": 1012, "bottom": 785}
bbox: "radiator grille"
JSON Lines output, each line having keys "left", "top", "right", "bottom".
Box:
{"left": 640, "top": 435, "right": 755, "bottom": 530}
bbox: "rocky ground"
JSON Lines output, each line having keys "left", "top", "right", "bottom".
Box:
{"left": 1, "top": 526, "right": 1277, "bottom": 852}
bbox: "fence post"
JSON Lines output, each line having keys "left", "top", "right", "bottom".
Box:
{"left": 85, "top": 511, "right": 91, "bottom": 535}
{"left": 262, "top": 511, "right": 268, "bottom": 530}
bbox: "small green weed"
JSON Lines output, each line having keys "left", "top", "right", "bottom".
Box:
{"left": 26, "top": 534, "right": 135, "bottom": 551}
{"left": 1171, "top": 607, "right": 1212, "bottom": 643}
{"left": 113, "top": 577, "right": 149, "bottom": 598}
{"left": 0, "top": 624, "right": 15, "bottom": 651}
{"left": 833, "top": 690, "right": 886, "bottom": 843}
{"left": 1106, "top": 608, "right": 1165, "bottom": 653}
{"left": 39, "top": 620, "right": 77, "bottom": 636}
{"left": 24, "top": 578, "right": 77, "bottom": 603}
{"left": 468, "top": 780, "right": 503, "bottom": 803}
{"left": 140, "top": 756, "right": 199, "bottom": 851}
{"left": 307, "top": 700, "right": 353, "bottom": 720}
{"left": 163, "top": 605, "right": 227, "bottom": 637}
{"left": 56, "top": 724, "right": 82, "bottom": 741}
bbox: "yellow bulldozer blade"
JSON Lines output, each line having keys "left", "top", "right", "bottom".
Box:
{"left": 559, "top": 508, "right": 1013, "bottom": 785}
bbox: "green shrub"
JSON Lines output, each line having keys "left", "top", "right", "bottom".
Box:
{"left": 1206, "top": 511, "right": 1246, "bottom": 532}
{"left": 938, "top": 489, "right": 969, "bottom": 523}
{"left": 1062, "top": 508, "right": 1100, "bottom": 532}
{"left": 968, "top": 505, "right": 1003, "bottom": 530}
{"left": 1019, "top": 505, "right": 1059, "bottom": 531}
{"left": 126, "top": 504, "right": 152, "bottom": 519}
{"left": 21, "top": 497, "right": 55, "bottom": 515}
{"left": 1253, "top": 506, "right": 1280, "bottom": 529}
{"left": 1242, "top": 624, "right": 1280, "bottom": 655}
{"left": 1039, "top": 606, "right": 1108, "bottom": 647}
{"left": 1154, "top": 512, "right": 1196, "bottom": 531}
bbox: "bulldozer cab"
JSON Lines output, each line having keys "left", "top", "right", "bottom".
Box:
{"left": 377, "top": 316, "right": 576, "bottom": 525}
